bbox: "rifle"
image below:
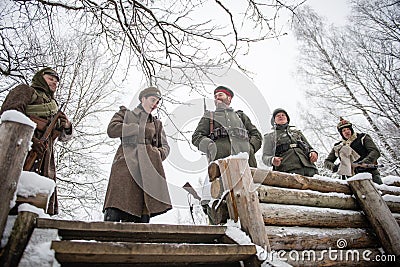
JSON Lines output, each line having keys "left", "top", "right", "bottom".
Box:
{"left": 24, "top": 103, "right": 65, "bottom": 173}
{"left": 351, "top": 162, "right": 384, "bottom": 169}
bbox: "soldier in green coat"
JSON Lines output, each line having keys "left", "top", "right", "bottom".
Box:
{"left": 192, "top": 86, "right": 262, "bottom": 224}
{"left": 262, "top": 108, "right": 318, "bottom": 177}
{"left": 192, "top": 86, "right": 262, "bottom": 167}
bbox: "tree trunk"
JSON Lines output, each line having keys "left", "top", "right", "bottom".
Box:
{"left": 0, "top": 121, "right": 34, "bottom": 241}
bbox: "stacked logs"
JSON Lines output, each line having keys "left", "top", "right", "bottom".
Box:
{"left": 209, "top": 162, "right": 400, "bottom": 266}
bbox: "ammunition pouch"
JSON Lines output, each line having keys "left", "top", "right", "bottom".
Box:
{"left": 209, "top": 127, "right": 248, "bottom": 141}
{"left": 275, "top": 141, "right": 310, "bottom": 156}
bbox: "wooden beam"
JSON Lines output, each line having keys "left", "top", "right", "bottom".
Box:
{"left": 251, "top": 168, "right": 352, "bottom": 194}
{"left": 36, "top": 219, "right": 234, "bottom": 243}
{"left": 16, "top": 193, "right": 49, "bottom": 210}
{"left": 0, "top": 121, "right": 34, "bottom": 240}
{"left": 261, "top": 203, "right": 370, "bottom": 228}
{"left": 348, "top": 176, "right": 400, "bottom": 259}
{"left": 219, "top": 158, "right": 271, "bottom": 252}
{"left": 51, "top": 241, "right": 257, "bottom": 264}
{"left": 0, "top": 211, "right": 38, "bottom": 267}
{"left": 265, "top": 226, "right": 379, "bottom": 250}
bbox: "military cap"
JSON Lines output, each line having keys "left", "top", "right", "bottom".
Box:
{"left": 214, "top": 85, "right": 234, "bottom": 98}
{"left": 271, "top": 108, "right": 290, "bottom": 125}
{"left": 41, "top": 67, "right": 60, "bottom": 82}
{"left": 138, "top": 86, "right": 162, "bottom": 100}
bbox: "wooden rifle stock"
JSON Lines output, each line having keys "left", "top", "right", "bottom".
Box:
{"left": 23, "top": 104, "right": 65, "bottom": 172}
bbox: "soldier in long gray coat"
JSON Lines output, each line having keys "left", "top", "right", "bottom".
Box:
{"left": 262, "top": 108, "right": 318, "bottom": 177}
{"left": 0, "top": 67, "right": 73, "bottom": 215}
{"left": 103, "top": 87, "right": 172, "bottom": 223}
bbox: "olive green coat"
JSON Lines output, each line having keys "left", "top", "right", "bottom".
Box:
{"left": 262, "top": 125, "right": 318, "bottom": 176}
{"left": 0, "top": 82, "right": 72, "bottom": 215}
{"left": 192, "top": 107, "right": 262, "bottom": 167}
{"left": 103, "top": 106, "right": 172, "bottom": 218}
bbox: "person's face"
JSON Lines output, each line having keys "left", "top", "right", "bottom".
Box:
{"left": 214, "top": 92, "right": 231, "bottom": 108}
{"left": 341, "top": 127, "right": 352, "bottom": 139}
{"left": 141, "top": 96, "right": 160, "bottom": 113}
{"left": 43, "top": 74, "right": 59, "bottom": 92}
{"left": 274, "top": 112, "right": 288, "bottom": 125}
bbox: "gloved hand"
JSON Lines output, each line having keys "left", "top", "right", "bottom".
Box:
{"left": 58, "top": 112, "right": 71, "bottom": 129}
{"left": 333, "top": 164, "right": 339, "bottom": 173}
{"left": 32, "top": 137, "right": 48, "bottom": 154}
{"left": 207, "top": 141, "right": 217, "bottom": 161}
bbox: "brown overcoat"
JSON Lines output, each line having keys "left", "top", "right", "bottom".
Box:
{"left": 0, "top": 83, "right": 72, "bottom": 215}
{"left": 103, "top": 106, "right": 172, "bottom": 218}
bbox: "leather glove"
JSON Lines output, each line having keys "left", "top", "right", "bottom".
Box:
{"left": 207, "top": 141, "right": 217, "bottom": 161}
{"left": 32, "top": 137, "right": 48, "bottom": 154}
{"left": 332, "top": 164, "right": 339, "bottom": 173}
{"left": 58, "top": 112, "right": 71, "bottom": 129}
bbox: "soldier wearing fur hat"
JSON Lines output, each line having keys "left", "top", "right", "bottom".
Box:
{"left": 192, "top": 85, "right": 262, "bottom": 224}
{"left": 324, "top": 117, "right": 382, "bottom": 184}
{"left": 0, "top": 67, "right": 73, "bottom": 215}
{"left": 103, "top": 86, "right": 172, "bottom": 223}
{"left": 262, "top": 108, "right": 318, "bottom": 177}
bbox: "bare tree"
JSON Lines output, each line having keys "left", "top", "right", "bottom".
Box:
{"left": 293, "top": 0, "right": 400, "bottom": 175}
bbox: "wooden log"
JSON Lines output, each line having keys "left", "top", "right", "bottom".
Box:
{"left": 219, "top": 158, "right": 271, "bottom": 252}
{"left": 251, "top": 168, "right": 352, "bottom": 194}
{"left": 279, "top": 248, "right": 386, "bottom": 267}
{"left": 0, "top": 211, "right": 38, "bottom": 267}
{"left": 265, "top": 226, "right": 379, "bottom": 250}
{"left": 208, "top": 161, "right": 221, "bottom": 182}
{"left": 348, "top": 176, "right": 400, "bottom": 259}
{"left": 211, "top": 177, "right": 224, "bottom": 199}
{"left": 385, "top": 180, "right": 400, "bottom": 187}
{"left": 51, "top": 241, "right": 257, "bottom": 264}
{"left": 261, "top": 203, "right": 369, "bottom": 228}
{"left": 16, "top": 193, "right": 49, "bottom": 210}
{"left": 258, "top": 185, "right": 358, "bottom": 210}
{"left": 0, "top": 120, "right": 34, "bottom": 241}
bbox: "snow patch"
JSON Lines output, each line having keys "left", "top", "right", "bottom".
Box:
{"left": 346, "top": 172, "right": 371, "bottom": 181}
{"left": 1, "top": 110, "right": 36, "bottom": 128}
{"left": 382, "top": 194, "right": 400, "bottom": 203}
{"left": 18, "top": 203, "right": 51, "bottom": 218}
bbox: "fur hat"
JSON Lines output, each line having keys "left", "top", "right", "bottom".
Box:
{"left": 271, "top": 108, "right": 290, "bottom": 126}
{"left": 41, "top": 67, "right": 60, "bottom": 81}
{"left": 337, "top": 117, "right": 354, "bottom": 136}
{"left": 138, "top": 87, "right": 162, "bottom": 100}
{"left": 214, "top": 86, "right": 234, "bottom": 98}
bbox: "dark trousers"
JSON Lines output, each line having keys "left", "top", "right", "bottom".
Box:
{"left": 104, "top": 207, "right": 150, "bottom": 223}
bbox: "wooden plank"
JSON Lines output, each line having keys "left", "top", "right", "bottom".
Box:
{"left": 265, "top": 226, "right": 379, "bottom": 250}
{"left": 0, "top": 121, "right": 34, "bottom": 240}
{"left": 261, "top": 203, "right": 369, "bottom": 228}
{"left": 219, "top": 158, "right": 271, "bottom": 252}
{"left": 251, "top": 168, "right": 352, "bottom": 194}
{"left": 258, "top": 185, "right": 358, "bottom": 210}
{"left": 280, "top": 248, "right": 387, "bottom": 267}
{"left": 51, "top": 241, "right": 257, "bottom": 264}
{"left": 0, "top": 211, "right": 38, "bottom": 267}
{"left": 348, "top": 177, "right": 400, "bottom": 259}
{"left": 36, "top": 219, "right": 234, "bottom": 243}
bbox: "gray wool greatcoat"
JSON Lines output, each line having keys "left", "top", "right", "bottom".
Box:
{"left": 103, "top": 106, "right": 172, "bottom": 218}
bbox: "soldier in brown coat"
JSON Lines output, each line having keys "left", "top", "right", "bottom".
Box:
{"left": 0, "top": 67, "right": 73, "bottom": 215}
{"left": 103, "top": 87, "right": 172, "bottom": 223}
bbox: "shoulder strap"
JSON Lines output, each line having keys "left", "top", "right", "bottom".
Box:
{"left": 208, "top": 111, "right": 214, "bottom": 136}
